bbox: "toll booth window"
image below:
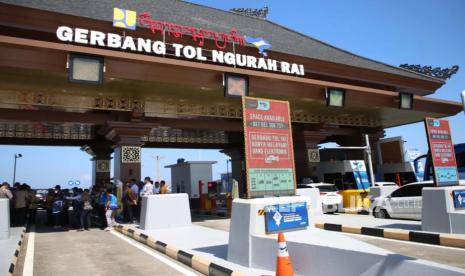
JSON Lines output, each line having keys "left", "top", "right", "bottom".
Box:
{"left": 391, "top": 185, "right": 418, "bottom": 197}
{"left": 400, "top": 172, "right": 417, "bottom": 185}
{"left": 342, "top": 173, "right": 357, "bottom": 190}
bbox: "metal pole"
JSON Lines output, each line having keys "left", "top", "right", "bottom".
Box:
{"left": 13, "top": 155, "right": 17, "bottom": 185}
{"left": 461, "top": 90, "right": 465, "bottom": 114}
{"left": 365, "top": 134, "right": 376, "bottom": 187}
{"left": 226, "top": 159, "right": 230, "bottom": 191}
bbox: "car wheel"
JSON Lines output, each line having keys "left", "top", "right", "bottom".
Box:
{"left": 373, "top": 208, "right": 389, "bottom": 219}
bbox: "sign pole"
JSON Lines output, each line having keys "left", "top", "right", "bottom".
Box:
{"left": 365, "top": 134, "right": 376, "bottom": 188}
{"left": 461, "top": 90, "right": 465, "bottom": 114}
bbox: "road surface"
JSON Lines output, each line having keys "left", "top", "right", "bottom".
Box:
{"left": 24, "top": 222, "right": 200, "bottom": 276}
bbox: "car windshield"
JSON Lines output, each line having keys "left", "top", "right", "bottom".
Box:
{"left": 318, "top": 186, "right": 338, "bottom": 192}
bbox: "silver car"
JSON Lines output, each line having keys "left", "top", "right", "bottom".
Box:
{"left": 371, "top": 182, "right": 434, "bottom": 220}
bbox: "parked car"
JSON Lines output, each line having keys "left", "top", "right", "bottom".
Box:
{"left": 298, "top": 183, "right": 342, "bottom": 213}
{"left": 372, "top": 180, "right": 465, "bottom": 220}
{"left": 371, "top": 181, "right": 434, "bottom": 220}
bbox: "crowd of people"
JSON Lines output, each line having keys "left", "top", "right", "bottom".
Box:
{"left": 0, "top": 176, "right": 170, "bottom": 231}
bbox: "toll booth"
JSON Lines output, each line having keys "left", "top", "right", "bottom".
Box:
{"left": 376, "top": 137, "right": 419, "bottom": 185}
{"left": 165, "top": 159, "right": 216, "bottom": 209}
{"left": 315, "top": 160, "right": 370, "bottom": 209}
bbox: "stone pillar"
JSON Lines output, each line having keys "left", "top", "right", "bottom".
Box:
{"left": 113, "top": 143, "right": 142, "bottom": 183}
{"left": 221, "top": 147, "right": 247, "bottom": 198}
{"left": 293, "top": 129, "right": 329, "bottom": 183}
{"left": 104, "top": 122, "right": 153, "bottom": 183}
{"left": 82, "top": 140, "right": 113, "bottom": 188}
{"left": 92, "top": 147, "right": 113, "bottom": 187}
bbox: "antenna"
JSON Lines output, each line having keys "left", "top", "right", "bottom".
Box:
{"left": 151, "top": 155, "right": 166, "bottom": 182}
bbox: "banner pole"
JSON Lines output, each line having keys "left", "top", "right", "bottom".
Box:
{"left": 365, "top": 134, "right": 376, "bottom": 188}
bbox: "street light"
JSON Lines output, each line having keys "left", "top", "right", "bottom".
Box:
{"left": 13, "top": 153, "right": 23, "bottom": 185}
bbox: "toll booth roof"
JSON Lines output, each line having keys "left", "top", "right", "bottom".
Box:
{"left": 165, "top": 161, "right": 218, "bottom": 168}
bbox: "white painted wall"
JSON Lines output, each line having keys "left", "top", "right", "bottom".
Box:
{"left": 0, "top": 199, "right": 9, "bottom": 239}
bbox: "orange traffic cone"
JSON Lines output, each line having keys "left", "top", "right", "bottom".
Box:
{"left": 276, "top": 232, "right": 294, "bottom": 276}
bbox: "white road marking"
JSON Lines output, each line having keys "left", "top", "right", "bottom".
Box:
{"left": 343, "top": 232, "right": 465, "bottom": 251}
{"left": 109, "top": 230, "right": 198, "bottom": 276}
{"left": 22, "top": 226, "right": 35, "bottom": 276}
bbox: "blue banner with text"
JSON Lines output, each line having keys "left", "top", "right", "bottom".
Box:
{"left": 264, "top": 202, "right": 308, "bottom": 233}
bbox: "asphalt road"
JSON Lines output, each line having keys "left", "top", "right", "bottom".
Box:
{"left": 28, "top": 223, "right": 200, "bottom": 276}
{"left": 192, "top": 214, "right": 465, "bottom": 269}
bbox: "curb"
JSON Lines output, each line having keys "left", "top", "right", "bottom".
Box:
{"left": 315, "top": 223, "right": 465, "bottom": 249}
{"left": 7, "top": 227, "right": 27, "bottom": 276}
{"left": 113, "top": 224, "right": 243, "bottom": 276}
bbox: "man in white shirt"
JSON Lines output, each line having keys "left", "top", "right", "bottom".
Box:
{"left": 140, "top": 177, "right": 154, "bottom": 196}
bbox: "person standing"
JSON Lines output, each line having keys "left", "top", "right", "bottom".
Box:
{"left": 27, "top": 190, "right": 39, "bottom": 225}
{"left": 122, "top": 183, "right": 137, "bottom": 223}
{"left": 129, "top": 179, "right": 140, "bottom": 221}
{"left": 97, "top": 186, "right": 108, "bottom": 230}
{"left": 104, "top": 188, "right": 118, "bottom": 231}
{"left": 52, "top": 192, "right": 64, "bottom": 229}
{"left": 80, "top": 189, "right": 93, "bottom": 231}
{"left": 140, "top": 177, "right": 154, "bottom": 196}
{"left": 44, "top": 189, "right": 55, "bottom": 226}
{"left": 153, "top": 181, "right": 160, "bottom": 194}
{"left": 66, "top": 188, "right": 83, "bottom": 229}
{"left": 0, "top": 182, "right": 13, "bottom": 199}
{"left": 159, "top": 180, "right": 169, "bottom": 194}
{"left": 13, "top": 184, "right": 28, "bottom": 226}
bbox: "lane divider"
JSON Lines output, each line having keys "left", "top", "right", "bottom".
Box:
{"left": 315, "top": 223, "right": 465, "bottom": 249}
{"left": 113, "top": 224, "right": 244, "bottom": 276}
{"left": 7, "top": 226, "right": 26, "bottom": 276}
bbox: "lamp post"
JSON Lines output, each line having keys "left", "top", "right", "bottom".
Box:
{"left": 13, "top": 153, "right": 22, "bottom": 185}
{"left": 226, "top": 159, "right": 231, "bottom": 191}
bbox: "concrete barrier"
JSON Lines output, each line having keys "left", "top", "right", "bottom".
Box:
{"left": 0, "top": 199, "right": 10, "bottom": 240}
{"left": 422, "top": 187, "right": 465, "bottom": 234}
{"left": 139, "top": 194, "right": 192, "bottom": 230}
{"left": 7, "top": 227, "right": 26, "bottom": 276}
{"left": 227, "top": 197, "right": 465, "bottom": 275}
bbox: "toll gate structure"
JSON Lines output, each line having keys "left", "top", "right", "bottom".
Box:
{"left": 0, "top": 0, "right": 461, "bottom": 197}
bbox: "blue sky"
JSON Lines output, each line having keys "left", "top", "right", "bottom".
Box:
{"left": 0, "top": 0, "right": 464, "bottom": 188}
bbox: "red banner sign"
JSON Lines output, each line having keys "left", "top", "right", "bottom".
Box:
{"left": 243, "top": 97, "right": 296, "bottom": 198}
{"left": 425, "top": 118, "right": 459, "bottom": 186}
{"left": 139, "top": 12, "right": 245, "bottom": 50}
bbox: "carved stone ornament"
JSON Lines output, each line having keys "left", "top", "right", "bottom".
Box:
{"left": 96, "top": 160, "right": 110, "bottom": 172}
{"left": 121, "top": 146, "right": 141, "bottom": 163}
{"left": 308, "top": 149, "right": 320, "bottom": 163}
{"left": 399, "top": 64, "right": 459, "bottom": 80}
{"left": 230, "top": 6, "right": 269, "bottom": 19}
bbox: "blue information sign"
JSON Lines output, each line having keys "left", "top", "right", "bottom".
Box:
{"left": 452, "top": 190, "right": 465, "bottom": 209}
{"left": 264, "top": 202, "right": 309, "bottom": 233}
